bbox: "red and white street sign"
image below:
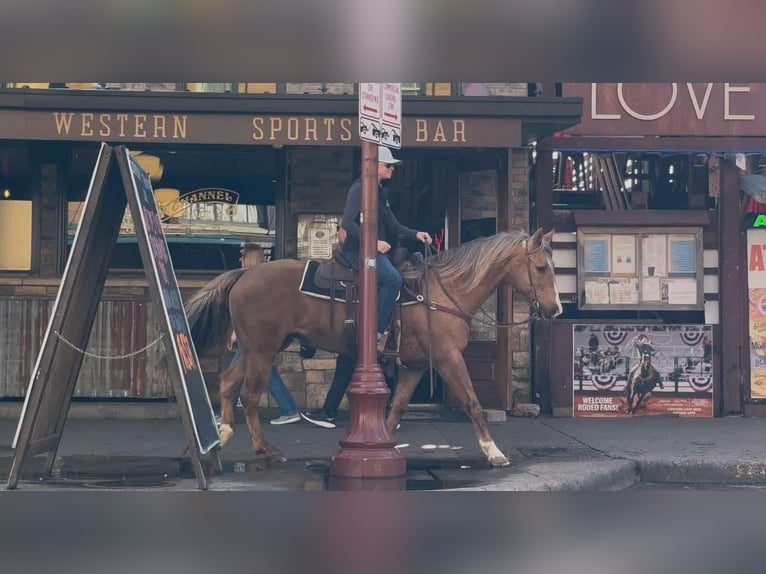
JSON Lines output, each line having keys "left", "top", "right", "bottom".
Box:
{"left": 380, "top": 83, "right": 402, "bottom": 149}
{"left": 359, "top": 83, "right": 382, "bottom": 144}
{"left": 358, "top": 83, "right": 402, "bottom": 147}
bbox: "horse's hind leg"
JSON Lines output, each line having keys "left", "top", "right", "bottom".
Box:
{"left": 218, "top": 359, "right": 245, "bottom": 447}
{"left": 239, "top": 357, "right": 285, "bottom": 461}
{"left": 435, "top": 350, "right": 510, "bottom": 467}
{"left": 385, "top": 367, "right": 426, "bottom": 434}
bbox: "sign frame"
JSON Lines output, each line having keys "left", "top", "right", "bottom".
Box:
{"left": 7, "top": 143, "right": 221, "bottom": 491}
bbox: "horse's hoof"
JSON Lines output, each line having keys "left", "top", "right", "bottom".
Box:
{"left": 218, "top": 423, "right": 234, "bottom": 446}
{"left": 489, "top": 455, "right": 511, "bottom": 467}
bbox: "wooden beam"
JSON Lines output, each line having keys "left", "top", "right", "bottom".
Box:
{"left": 719, "top": 159, "right": 744, "bottom": 414}
{"left": 535, "top": 150, "right": 554, "bottom": 230}
{"left": 539, "top": 135, "right": 766, "bottom": 153}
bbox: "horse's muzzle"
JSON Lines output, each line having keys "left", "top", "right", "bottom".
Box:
{"left": 539, "top": 304, "right": 561, "bottom": 320}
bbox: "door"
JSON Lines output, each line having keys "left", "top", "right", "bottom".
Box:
{"left": 445, "top": 150, "right": 513, "bottom": 410}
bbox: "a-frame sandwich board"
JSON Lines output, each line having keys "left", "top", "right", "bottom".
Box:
{"left": 7, "top": 143, "right": 221, "bottom": 490}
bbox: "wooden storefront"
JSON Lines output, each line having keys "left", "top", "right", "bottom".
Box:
{"left": 533, "top": 83, "right": 766, "bottom": 417}
{"left": 0, "top": 87, "right": 581, "bottom": 412}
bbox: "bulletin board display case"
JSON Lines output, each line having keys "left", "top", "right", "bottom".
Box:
{"left": 577, "top": 226, "right": 704, "bottom": 311}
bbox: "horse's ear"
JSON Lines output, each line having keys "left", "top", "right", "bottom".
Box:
{"left": 543, "top": 229, "right": 555, "bottom": 243}
{"left": 530, "top": 227, "right": 543, "bottom": 247}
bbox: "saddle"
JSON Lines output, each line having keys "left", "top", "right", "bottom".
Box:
{"left": 313, "top": 246, "right": 412, "bottom": 354}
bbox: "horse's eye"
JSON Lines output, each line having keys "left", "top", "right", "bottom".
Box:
{"left": 536, "top": 265, "right": 547, "bottom": 273}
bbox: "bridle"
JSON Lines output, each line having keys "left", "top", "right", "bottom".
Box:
{"left": 402, "top": 237, "right": 549, "bottom": 397}
{"left": 407, "top": 237, "right": 549, "bottom": 329}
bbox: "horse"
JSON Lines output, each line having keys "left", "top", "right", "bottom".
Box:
{"left": 185, "top": 228, "right": 562, "bottom": 467}
{"left": 624, "top": 353, "right": 664, "bottom": 414}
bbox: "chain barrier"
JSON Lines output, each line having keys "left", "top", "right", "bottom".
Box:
{"left": 53, "top": 330, "right": 165, "bottom": 360}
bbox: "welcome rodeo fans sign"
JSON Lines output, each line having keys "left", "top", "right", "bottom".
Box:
{"left": 8, "top": 143, "right": 221, "bottom": 490}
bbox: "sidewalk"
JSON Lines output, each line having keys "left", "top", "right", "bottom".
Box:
{"left": 2, "top": 405, "right": 766, "bottom": 491}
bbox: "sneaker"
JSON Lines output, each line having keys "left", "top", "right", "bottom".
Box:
{"left": 270, "top": 413, "right": 301, "bottom": 425}
{"left": 300, "top": 410, "right": 337, "bottom": 429}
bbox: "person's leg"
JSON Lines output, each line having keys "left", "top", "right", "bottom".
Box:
{"left": 376, "top": 254, "right": 402, "bottom": 334}
{"left": 301, "top": 352, "right": 356, "bottom": 428}
{"left": 322, "top": 352, "right": 356, "bottom": 416}
{"left": 267, "top": 366, "right": 298, "bottom": 416}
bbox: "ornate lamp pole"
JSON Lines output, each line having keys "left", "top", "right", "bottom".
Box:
{"left": 329, "top": 139, "right": 406, "bottom": 479}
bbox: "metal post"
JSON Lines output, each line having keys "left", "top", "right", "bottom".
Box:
{"left": 330, "top": 140, "right": 406, "bottom": 478}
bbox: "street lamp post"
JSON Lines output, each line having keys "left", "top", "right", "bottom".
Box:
{"left": 329, "top": 139, "right": 406, "bottom": 479}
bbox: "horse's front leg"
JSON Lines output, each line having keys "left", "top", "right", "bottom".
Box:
{"left": 435, "top": 350, "right": 510, "bottom": 467}
{"left": 218, "top": 358, "right": 245, "bottom": 446}
{"left": 240, "top": 358, "right": 285, "bottom": 462}
{"left": 386, "top": 366, "right": 426, "bottom": 434}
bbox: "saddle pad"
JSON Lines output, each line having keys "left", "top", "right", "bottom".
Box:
{"left": 299, "top": 260, "right": 349, "bottom": 301}
{"left": 298, "top": 260, "right": 417, "bottom": 305}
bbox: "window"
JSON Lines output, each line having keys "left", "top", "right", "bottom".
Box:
{"left": 66, "top": 147, "right": 278, "bottom": 272}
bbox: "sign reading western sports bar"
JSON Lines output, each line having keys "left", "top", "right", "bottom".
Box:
{"left": 0, "top": 109, "right": 520, "bottom": 147}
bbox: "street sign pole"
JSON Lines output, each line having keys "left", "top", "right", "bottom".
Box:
{"left": 330, "top": 85, "right": 406, "bottom": 479}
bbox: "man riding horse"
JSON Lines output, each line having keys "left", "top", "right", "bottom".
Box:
{"left": 339, "top": 146, "right": 432, "bottom": 352}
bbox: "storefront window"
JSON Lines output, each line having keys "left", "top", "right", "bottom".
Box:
{"left": 285, "top": 83, "right": 354, "bottom": 95}
{"left": 461, "top": 83, "right": 529, "bottom": 96}
{"left": 66, "top": 147, "right": 278, "bottom": 272}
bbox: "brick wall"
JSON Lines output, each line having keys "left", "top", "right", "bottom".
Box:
{"left": 260, "top": 146, "right": 355, "bottom": 409}
{"left": 510, "top": 148, "right": 532, "bottom": 404}
{"left": 39, "top": 163, "right": 59, "bottom": 276}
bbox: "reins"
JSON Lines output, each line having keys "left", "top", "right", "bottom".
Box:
{"left": 409, "top": 237, "right": 545, "bottom": 398}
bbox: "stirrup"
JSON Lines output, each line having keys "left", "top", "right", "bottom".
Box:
{"left": 377, "top": 329, "right": 391, "bottom": 354}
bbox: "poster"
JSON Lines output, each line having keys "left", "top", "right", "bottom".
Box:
{"left": 641, "top": 277, "right": 661, "bottom": 301}
{"left": 669, "top": 235, "right": 697, "bottom": 274}
{"left": 584, "top": 237, "right": 609, "bottom": 273}
{"left": 611, "top": 235, "right": 636, "bottom": 274}
{"left": 584, "top": 280, "right": 610, "bottom": 304}
{"left": 308, "top": 227, "right": 333, "bottom": 259}
{"left": 573, "top": 324, "right": 713, "bottom": 418}
{"left": 641, "top": 234, "right": 667, "bottom": 277}
{"left": 608, "top": 278, "right": 639, "bottom": 304}
{"left": 747, "top": 229, "right": 766, "bottom": 398}
{"left": 667, "top": 278, "right": 698, "bottom": 305}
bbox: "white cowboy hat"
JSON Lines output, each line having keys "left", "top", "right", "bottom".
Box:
{"left": 378, "top": 146, "right": 403, "bottom": 165}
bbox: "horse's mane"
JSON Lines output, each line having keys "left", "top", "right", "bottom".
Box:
{"left": 401, "top": 231, "right": 530, "bottom": 291}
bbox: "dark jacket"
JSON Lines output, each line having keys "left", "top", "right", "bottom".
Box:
{"left": 341, "top": 180, "right": 417, "bottom": 261}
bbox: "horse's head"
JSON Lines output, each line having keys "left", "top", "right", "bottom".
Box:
{"left": 640, "top": 353, "right": 652, "bottom": 374}
{"left": 510, "top": 228, "right": 563, "bottom": 319}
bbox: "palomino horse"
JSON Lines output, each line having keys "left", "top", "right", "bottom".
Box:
{"left": 624, "top": 353, "right": 664, "bottom": 414}
{"left": 185, "top": 229, "right": 562, "bottom": 467}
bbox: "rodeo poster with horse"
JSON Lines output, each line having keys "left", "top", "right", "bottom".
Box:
{"left": 573, "top": 324, "right": 713, "bottom": 417}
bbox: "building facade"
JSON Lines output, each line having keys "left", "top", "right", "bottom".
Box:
{"left": 0, "top": 83, "right": 581, "bottom": 412}
{"left": 532, "top": 83, "right": 766, "bottom": 417}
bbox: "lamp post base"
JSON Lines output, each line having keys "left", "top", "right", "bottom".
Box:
{"left": 329, "top": 364, "right": 406, "bottom": 479}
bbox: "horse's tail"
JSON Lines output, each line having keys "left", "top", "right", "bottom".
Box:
{"left": 185, "top": 268, "right": 248, "bottom": 354}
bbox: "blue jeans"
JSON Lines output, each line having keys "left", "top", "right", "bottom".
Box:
{"left": 228, "top": 347, "right": 298, "bottom": 416}
{"left": 342, "top": 248, "right": 403, "bottom": 333}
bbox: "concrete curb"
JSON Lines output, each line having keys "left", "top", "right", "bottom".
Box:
{"left": 451, "top": 460, "right": 639, "bottom": 491}
{"left": 638, "top": 459, "right": 766, "bottom": 485}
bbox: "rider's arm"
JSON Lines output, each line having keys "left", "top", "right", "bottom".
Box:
{"left": 341, "top": 181, "right": 362, "bottom": 242}
{"left": 381, "top": 195, "right": 417, "bottom": 243}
